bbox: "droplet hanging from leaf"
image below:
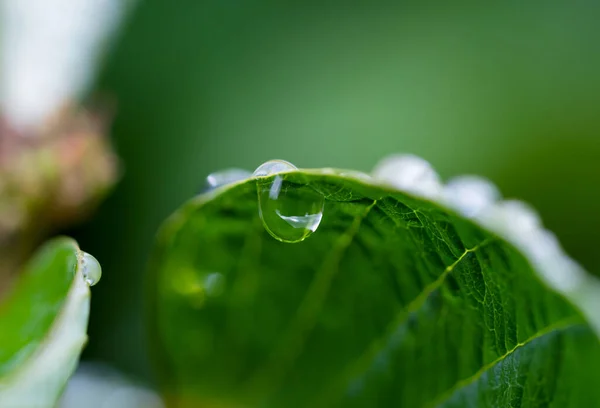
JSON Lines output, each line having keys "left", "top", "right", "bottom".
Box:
{"left": 81, "top": 252, "right": 101, "bottom": 286}
{"left": 253, "top": 160, "right": 324, "bottom": 243}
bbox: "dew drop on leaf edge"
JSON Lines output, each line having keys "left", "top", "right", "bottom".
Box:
{"left": 252, "top": 159, "right": 297, "bottom": 177}
{"left": 444, "top": 175, "right": 500, "bottom": 217}
{"left": 81, "top": 252, "right": 101, "bottom": 286}
{"left": 253, "top": 160, "right": 324, "bottom": 243}
{"left": 372, "top": 154, "right": 442, "bottom": 198}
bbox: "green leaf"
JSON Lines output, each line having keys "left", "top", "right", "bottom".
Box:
{"left": 149, "top": 163, "right": 600, "bottom": 407}
{"left": 0, "top": 237, "right": 92, "bottom": 407}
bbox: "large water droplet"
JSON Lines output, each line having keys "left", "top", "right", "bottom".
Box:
{"left": 499, "top": 200, "right": 541, "bottom": 233}
{"left": 444, "top": 175, "right": 500, "bottom": 217}
{"left": 252, "top": 160, "right": 297, "bottom": 177}
{"left": 515, "top": 228, "right": 584, "bottom": 292}
{"left": 253, "top": 160, "right": 324, "bottom": 243}
{"left": 203, "top": 168, "right": 252, "bottom": 192}
{"left": 477, "top": 198, "right": 543, "bottom": 243}
{"left": 372, "top": 154, "right": 442, "bottom": 199}
{"left": 81, "top": 252, "right": 101, "bottom": 286}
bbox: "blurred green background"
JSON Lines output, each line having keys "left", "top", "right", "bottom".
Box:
{"left": 70, "top": 0, "right": 600, "bottom": 383}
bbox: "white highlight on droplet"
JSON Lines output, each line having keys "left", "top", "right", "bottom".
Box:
{"left": 372, "top": 154, "right": 442, "bottom": 199}
{"left": 444, "top": 175, "right": 500, "bottom": 217}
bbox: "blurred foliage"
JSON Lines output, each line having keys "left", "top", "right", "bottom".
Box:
{"left": 74, "top": 0, "right": 600, "bottom": 380}
{"left": 0, "top": 107, "right": 117, "bottom": 294}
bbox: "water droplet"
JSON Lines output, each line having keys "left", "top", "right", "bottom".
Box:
{"left": 499, "top": 200, "right": 541, "bottom": 233}
{"left": 252, "top": 159, "right": 297, "bottom": 177}
{"left": 81, "top": 252, "right": 101, "bottom": 286}
{"left": 516, "top": 229, "right": 584, "bottom": 292}
{"left": 253, "top": 160, "right": 324, "bottom": 243}
{"left": 203, "top": 168, "right": 251, "bottom": 192}
{"left": 444, "top": 176, "right": 500, "bottom": 217}
{"left": 480, "top": 199, "right": 541, "bottom": 236}
{"left": 372, "top": 154, "right": 442, "bottom": 199}
{"left": 473, "top": 198, "right": 585, "bottom": 293}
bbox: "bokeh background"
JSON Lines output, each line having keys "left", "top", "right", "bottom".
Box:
{"left": 52, "top": 0, "right": 600, "bottom": 389}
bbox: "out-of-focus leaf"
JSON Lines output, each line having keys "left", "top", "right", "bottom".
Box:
{"left": 149, "top": 167, "right": 600, "bottom": 407}
{"left": 0, "top": 237, "right": 92, "bottom": 407}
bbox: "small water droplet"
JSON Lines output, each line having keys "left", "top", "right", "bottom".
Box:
{"left": 203, "top": 168, "right": 252, "bottom": 192}
{"left": 81, "top": 252, "right": 101, "bottom": 286}
{"left": 444, "top": 176, "right": 500, "bottom": 217}
{"left": 372, "top": 154, "right": 442, "bottom": 198}
{"left": 253, "top": 160, "right": 324, "bottom": 243}
{"left": 477, "top": 199, "right": 542, "bottom": 239}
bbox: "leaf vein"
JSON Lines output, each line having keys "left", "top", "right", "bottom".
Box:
{"left": 428, "top": 317, "right": 581, "bottom": 408}
{"left": 314, "top": 239, "right": 492, "bottom": 406}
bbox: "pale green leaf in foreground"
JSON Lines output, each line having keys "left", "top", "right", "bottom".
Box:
{"left": 0, "top": 237, "right": 98, "bottom": 407}
{"left": 150, "top": 156, "right": 600, "bottom": 407}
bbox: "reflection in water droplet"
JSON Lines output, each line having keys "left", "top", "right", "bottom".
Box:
{"left": 253, "top": 160, "right": 324, "bottom": 243}
{"left": 275, "top": 210, "right": 323, "bottom": 232}
{"left": 372, "top": 154, "right": 442, "bottom": 198}
{"left": 81, "top": 252, "right": 101, "bottom": 286}
{"left": 444, "top": 176, "right": 500, "bottom": 217}
{"left": 203, "top": 168, "right": 252, "bottom": 192}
